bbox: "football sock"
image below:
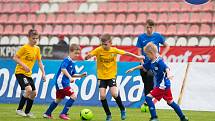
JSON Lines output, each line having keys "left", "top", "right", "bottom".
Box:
{"left": 114, "top": 95, "right": 125, "bottom": 111}
{"left": 61, "top": 98, "right": 75, "bottom": 114}
{"left": 145, "top": 96, "right": 157, "bottom": 119}
{"left": 101, "top": 99, "right": 111, "bottom": 115}
{"left": 25, "top": 98, "right": 34, "bottom": 114}
{"left": 17, "top": 95, "right": 27, "bottom": 110}
{"left": 45, "top": 101, "right": 58, "bottom": 115}
{"left": 168, "top": 101, "right": 185, "bottom": 119}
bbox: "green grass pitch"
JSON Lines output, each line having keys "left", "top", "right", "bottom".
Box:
{"left": 0, "top": 104, "right": 215, "bottom": 121}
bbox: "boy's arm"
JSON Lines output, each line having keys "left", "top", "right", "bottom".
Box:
{"left": 166, "top": 68, "right": 173, "bottom": 80}
{"left": 84, "top": 54, "right": 94, "bottom": 60}
{"left": 124, "top": 51, "right": 145, "bottom": 60}
{"left": 137, "top": 48, "right": 144, "bottom": 64}
{"left": 126, "top": 65, "right": 145, "bottom": 74}
{"left": 160, "top": 42, "right": 170, "bottom": 58}
{"left": 61, "top": 69, "right": 74, "bottom": 83}
{"left": 13, "top": 55, "right": 30, "bottom": 72}
{"left": 38, "top": 60, "right": 46, "bottom": 82}
{"left": 72, "top": 72, "right": 87, "bottom": 78}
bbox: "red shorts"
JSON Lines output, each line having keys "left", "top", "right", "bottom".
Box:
{"left": 56, "top": 86, "right": 74, "bottom": 99}
{"left": 150, "top": 87, "right": 173, "bottom": 102}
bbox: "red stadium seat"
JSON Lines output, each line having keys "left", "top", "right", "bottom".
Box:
{"left": 0, "top": 25, "right": 4, "bottom": 34}
{"left": 34, "top": 25, "right": 43, "bottom": 34}
{"left": 168, "top": 13, "right": 178, "bottom": 23}
{"left": 43, "top": 25, "right": 53, "bottom": 35}
{"left": 56, "top": 14, "right": 66, "bottom": 24}
{"left": 117, "top": 3, "right": 127, "bottom": 13}
{"left": 82, "top": 25, "right": 93, "bottom": 36}
{"left": 113, "top": 25, "right": 124, "bottom": 36}
{"left": 177, "top": 24, "right": 189, "bottom": 35}
{"left": 62, "top": 25, "right": 72, "bottom": 35}
{"left": 126, "top": 14, "right": 136, "bottom": 24}
{"left": 30, "top": 3, "right": 40, "bottom": 13}
{"left": 92, "top": 25, "right": 103, "bottom": 36}
{"left": 105, "top": 13, "right": 115, "bottom": 24}
{"left": 169, "top": 2, "right": 180, "bottom": 12}
{"left": 136, "top": 13, "right": 147, "bottom": 24}
{"left": 37, "top": 14, "right": 46, "bottom": 24}
{"left": 138, "top": 2, "right": 148, "bottom": 12}
{"left": 75, "top": 14, "right": 86, "bottom": 24}
{"left": 23, "top": 25, "right": 33, "bottom": 34}
{"left": 11, "top": 3, "right": 20, "bottom": 13}
{"left": 127, "top": 2, "right": 138, "bottom": 12}
{"left": 95, "top": 14, "right": 105, "bottom": 24}
{"left": 156, "top": 25, "right": 166, "bottom": 35}
{"left": 72, "top": 25, "right": 82, "bottom": 36}
{"left": 13, "top": 25, "right": 23, "bottom": 34}
{"left": 20, "top": 3, "right": 30, "bottom": 13}
{"left": 148, "top": 13, "right": 157, "bottom": 22}
{"left": 188, "top": 24, "right": 199, "bottom": 35}
{"left": 166, "top": 25, "right": 177, "bottom": 36}
{"left": 159, "top": 2, "right": 169, "bottom": 12}
{"left": 211, "top": 25, "right": 215, "bottom": 35}
{"left": 46, "top": 14, "right": 56, "bottom": 24}
{"left": 85, "top": 14, "right": 96, "bottom": 24}
{"left": 0, "top": 14, "right": 8, "bottom": 24}
{"left": 27, "top": 14, "right": 36, "bottom": 24}
{"left": 191, "top": 4, "right": 202, "bottom": 12}
{"left": 59, "top": 3, "right": 68, "bottom": 13}
{"left": 2, "top": 3, "right": 12, "bottom": 13}
{"left": 202, "top": 2, "right": 214, "bottom": 11}
{"left": 201, "top": 13, "right": 212, "bottom": 23}
{"left": 115, "top": 14, "right": 126, "bottom": 23}
{"left": 17, "top": 14, "right": 27, "bottom": 23}
{"left": 190, "top": 13, "right": 200, "bottom": 23}
{"left": 8, "top": 14, "right": 17, "bottom": 24}
{"left": 157, "top": 13, "right": 168, "bottom": 24}
{"left": 103, "top": 25, "right": 113, "bottom": 35}
{"left": 181, "top": 2, "right": 191, "bottom": 12}
{"left": 98, "top": 3, "right": 107, "bottom": 13}
{"left": 107, "top": 2, "right": 117, "bottom": 12}
{"left": 148, "top": 2, "right": 159, "bottom": 12}
{"left": 200, "top": 24, "right": 211, "bottom": 36}
{"left": 178, "top": 13, "right": 189, "bottom": 23}
{"left": 123, "top": 25, "right": 134, "bottom": 36}
{"left": 3, "top": 25, "right": 13, "bottom": 35}
{"left": 134, "top": 25, "right": 144, "bottom": 35}
{"left": 53, "top": 25, "right": 63, "bottom": 35}
{"left": 65, "top": 14, "right": 75, "bottom": 24}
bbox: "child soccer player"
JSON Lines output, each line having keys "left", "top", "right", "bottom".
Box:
{"left": 13, "top": 29, "right": 46, "bottom": 118}
{"left": 85, "top": 34, "right": 144, "bottom": 121}
{"left": 43, "top": 44, "right": 87, "bottom": 120}
{"left": 126, "top": 42, "right": 188, "bottom": 121}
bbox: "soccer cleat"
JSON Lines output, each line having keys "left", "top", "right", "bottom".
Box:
{"left": 43, "top": 113, "right": 53, "bottom": 119}
{"left": 26, "top": 112, "right": 36, "bottom": 118}
{"left": 106, "top": 115, "right": 112, "bottom": 121}
{"left": 181, "top": 116, "right": 189, "bottom": 121}
{"left": 59, "top": 114, "right": 70, "bottom": 120}
{"left": 121, "top": 110, "right": 126, "bottom": 120}
{"left": 16, "top": 110, "right": 27, "bottom": 117}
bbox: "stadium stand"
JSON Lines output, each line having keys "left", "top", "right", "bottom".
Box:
{"left": 0, "top": 0, "right": 214, "bottom": 46}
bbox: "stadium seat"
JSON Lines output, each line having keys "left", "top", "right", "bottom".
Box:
{"left": 88, "top": 3, "right": 98, "bottom": 13}
{"left": 112, "top": 37, "right": 121, "bottom": 46}
{"left": 70, "top": 36, "right": 80, "bottom": 45}
{"left": 46, "top": 14, "right": 56, "bottom": 24}
{"left": 23, "top": 25, "right": 33, "bottom": 35}
{"left": 118, "top": 2, "right": 127, "bottom": 13}
{"left": 113, "top": 25, "right": 124, "bottom": 36}
{"left": 34, "top": 25, "right": 43, "bottom": 34}
{"left": 82, "top": 25, "right": 93, "bottom": 36}
{"left": 148, "top": 13, "right": 157, "bottom": 22}
{"left": 126, "top": 14, "right": 136, "bottom": 24}
{"left": 187, "top": 37, "right": 199, "bottom": 46}
{"left": 3, "top": 25, "right": 13, "bottom": 35}
{"left": 211, "top": 25, "right": 215, "bottom": 35}
{"left": 49, "top": 3, "right": 59, "bottom": 13}
{"left": 31, "top": 3, "right": 40, "bottom": 13}
{"left": 90, "top": 36, "right": 100, "bottom": 45}
{"left": 92, "top": 25, "right": 103, "bottom": 36}
{"left": 127, "top": 2, "right": 138, "bottom": 12}
{"left": 79, "top": 36, "right": 90, "bottom": 45}
{"left": 98, "top": 2, "right": 107, "bottom": 13}
{"left": 211, "top": 37, "right": 215, "bottom": 46}
{"left": 8, "top": 14, "right": 17, "bottom": 24}
{"left": 39, "top": 3, "right": 50, "bottom": 13}
{"left": 2, "top": 3, "right": 12, "bottom": 13}
{"left": 43, "top": 25, "right": 53, "bottom": 35}
{"left": 132, "top": 37, "right": 138, "bottom": 46}
{"left": 157, "top": 13, "right": 168, "bottom": 23}
{"left": 77, "top": 3, "right": 88, "bottom": 13}
{"left": 0, "top": 36, "right": 10, "bottom": 45}
{"left": 0, "top": 14, "right": 8, "bottom": 24}
{"left": 10, "top": 36, "right": 20, "bottom": 45}
{"left": 156, "top": 25, "right": 166, "bottom": 35}
{"left": 200, "top": 24, "right": 211, "bottom": 36}
{"left": 134, "top": 25, "right": 144, "bottom": 36}
{"left": 166, "top": 25, "right": 177, "bottom": 36}
{"left": 40, "top": 36, "right": 49, "bottom": 45}
{"left": 85, "top": 14, "right": 96, "bottom": 24}
{"left": 136, "top": 13, "right": 146, "bottom": 24}
{"left": 121, "top": 37, "right": 132, "bottom": 46}
{"left": 20, "top": 3, "right": 30, "bottom": 13}
{"left": 199, "top": 37, "right": 210, "bottom": 46}
{"left": 17, "top": 14, "right": 27, "bottom": 23}
{"left": 13, "top": 25, "right": 23, "bottom": 34}
{"left": 0, "top": 25, "right": 3, "bottom": 34}
{"left": 201, "top": 13, "right": 212, "bottom": 23}
{"left": 177, "top": 24, "right": 189, "bottom": 36}
{"left": 103, "top": 25, "right": 113, "bottom": 35}
{"left": 49, "top": 36, "right": 59, "bottom": 45}
{"left": 169, "top": 2, "right": 180, "bottom": 12}
{"left": 202, "top": 2, "right": 214, "bottom": 11}
{"left": 190, "top": 13, "right": 200, "bottom": 23}
{"left": 148, "top": 2, "right": 159, "bottom": 12}
{"left": 180, "top": 2, "right": 191, "bottom": 12}
{"left": 64, "top": 36, "right": 69, "bottom": 45}
{"left": 27, "top": 14, "right": 37, "bottom": 24}
{"left": 176, "top": 37, "right": 187, "bottom": 46}
{"left": 72, "top": 25, "right": 82, "bottom": 36}
{"left": 188, "top": 24, "right": 199, "bottom": 36}
{"left": 115, "top": 14, "right": 126, "bottom": 23}
{"left": 56, "top": 14, "right": 66, "bottom": 24}
{"left": 37, "top": 14, "right": 46, "bottom": 23}
{"left": 168, "top": 13, "right": 178, "bottom": 23}
{"left": 138, "top": 2, "right": 148, "bottom": 12}
{"left": 105, "top": 13, "right": 115, "bottom": 24}
{"left": 67, "top": 2, "right": 79, "bottom": 12}
{"left": 178, "top": 13, "right": 189, "bottom": 23}
{"left": 123, "top": 25, "right": 134, "bottom": 36}
{"left": 95, "top": 14, "right": 105, "bottom": 24}
{"left": 53, "top": 25, "right": 63, "bottom": 35}
{"left": 159, "top": 2, "right": 169, "bottom": 12}
{"left": 19, "top": 36, "right": 28, "bottom": 45}
{"left": 107, "top": 2, "right": 117, "bottom": 12}
{"left": 191, "top": 4, "right": 202, "bottom": 12}
{"left": 165, "top": 37, "right": 176, "bottom": 46}
{"left": 59, "top": 3, "right": 68, "bottom": 12}
{"left": 62, "top": 25, "right": 72, "bottom": 35}
{"left": 65, "top": 14, "right": 75, "bottom": 24}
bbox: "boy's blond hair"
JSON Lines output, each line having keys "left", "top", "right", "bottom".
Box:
{"left": 144, "top": 42, "right": 158, "bottom": 55}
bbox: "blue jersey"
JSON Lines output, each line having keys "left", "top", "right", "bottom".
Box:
{"left": 136, "top": 32, "right": 165, "bottom": 63}
{"left": 143, "top": 57, "right": 171, "bottom": 89}
{"left": 55, "top": 56, "right": 77, "bottom": 90}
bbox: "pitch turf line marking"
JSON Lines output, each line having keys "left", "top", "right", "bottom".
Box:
{"left": 177, "top": 62, "right": 190, "bottom": 105}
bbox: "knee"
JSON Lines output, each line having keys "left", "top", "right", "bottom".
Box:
{"left": 167, "top": 100, "right": 174, "bottom": 105}
{"left": 112, "top": 93, "right": 118, "bottom": 98}
{"left": 70, "top": 94, "right": 77, "bottom": 100}
{"left": 31, "top": 91, "right": 37, "bottom": 99}
{"left": 25, "top": 87, "right": 32, "bottom": 97}
{"left": 100, "top": 94, "right": 106, "bottom": 100}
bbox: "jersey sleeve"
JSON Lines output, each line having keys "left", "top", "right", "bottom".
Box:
{"left": 61, "top": 58, "right": 69, "bottom": 69}
{"left": 136, "top": 35, "right": 143, "bottom": 48}
{"left": 114, "top": 48, "right": 125, "bottom": 55}
{"left": 16, "top": 46, "right": 25, "bottom": 57}
{"left": 159, "top": 34, "right": 165, "bottom": 45}
{"left": 159, "top": 59, "right": 169, "bottom": 71}
{"left": 142, "top": 62, "right": 150, "bottom": 71}
{"left": 36, "top": 47, "right": 42, "bottom": 60}
{"left": 90, "top": 47, "right": 99, "bottom": 56}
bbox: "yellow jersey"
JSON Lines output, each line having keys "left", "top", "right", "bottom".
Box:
{"left": 15, "top": 44, "right": 41, "bottom": 77}
{"left": 90, "top": 46, "right": 125, "bottom": 79}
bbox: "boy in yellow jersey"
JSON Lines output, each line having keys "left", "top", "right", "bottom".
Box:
{"left": 85, "top": 34, "right": 144, "bottom": 121}
{"left": 13, "top": 29, "right": 46, "bottom": 118}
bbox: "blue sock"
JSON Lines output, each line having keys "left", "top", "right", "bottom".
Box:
{"left": 45, "top": 101, "right": 58, "bottom": 115}
{"left": 145, "top": 96, "right": 157, "bottom": 119}
{"left": 168, "top": 101, "right": 185, "bottom": 119}
{"left": 61, "top": 98, "right": 75, "bottom": 114}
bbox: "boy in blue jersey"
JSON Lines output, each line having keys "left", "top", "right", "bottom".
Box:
{"left": 43, "top": 44, "right": 87, "bottom": 120}
{"left": 136, "top": 19, "right": 170, "bottom": 107}
{"left": 126, "top": 42, "right": 188, "bottom": 121}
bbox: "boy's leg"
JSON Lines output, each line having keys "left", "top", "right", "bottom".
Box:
{"left": 145, "top": 95, "right": 158, "bottom": 119}
{"left": 25, "top": 79, "right": 36, "bottom": 115}
{"left": 44, "top": 100, "right": 60, "bottom": 117}
{"left": 17, "top": 90, "right": 27, "bottom": 110}
{"left": 100, "top": 88, "right": 111, "bottom": 116}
